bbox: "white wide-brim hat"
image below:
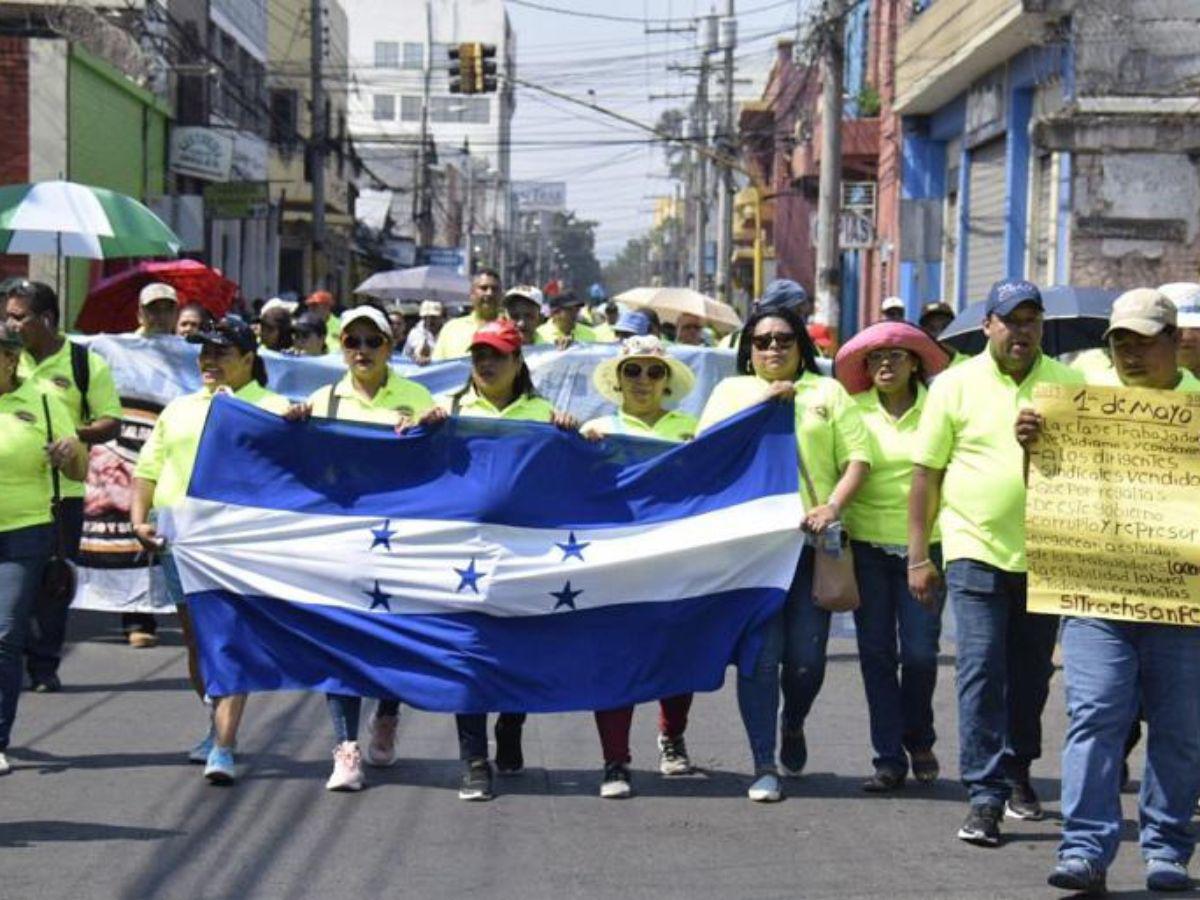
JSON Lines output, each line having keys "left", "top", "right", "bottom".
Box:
{"left": 591, "top": 335, "right": 696, "bottom": 405}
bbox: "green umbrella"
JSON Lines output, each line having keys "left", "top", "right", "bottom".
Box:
{"left": 0, "top": 180, "right": 180, "bottom": 259}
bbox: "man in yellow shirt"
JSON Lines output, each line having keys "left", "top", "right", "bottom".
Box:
{"left": 536, "top": 291, "right": 596, "bottom": 346}
{"left": 907, "top": 279, "right": 1083, "bottom": 847}
{"left": 432, "top": 268, "right": 503, "bottom": 361}
{"left": 5, "top": 280, "right": 122, "bottom": 690}
{"left": 502, "top": 286, "right": 547, "bottom": 347}
{"left": 305, "top": 290, "right": 343, "bottom": 353}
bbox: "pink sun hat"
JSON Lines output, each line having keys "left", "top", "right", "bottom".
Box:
{"left": 834, "top": 321, "right": 951, "bottom": 394}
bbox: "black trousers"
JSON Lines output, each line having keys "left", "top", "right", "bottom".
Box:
{"left": 455, "top": 712, "right": 526, "bottom": 760}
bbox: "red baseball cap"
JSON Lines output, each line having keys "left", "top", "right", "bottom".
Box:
{"left": 306, "top": 290, "right": 334, "bottom": 307}
{"left": 470, "top": 319, "right": 523, "bottom": 355}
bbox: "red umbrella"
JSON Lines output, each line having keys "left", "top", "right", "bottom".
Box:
{"left": 76, "top": 259, "right": 238, "bottom": 334}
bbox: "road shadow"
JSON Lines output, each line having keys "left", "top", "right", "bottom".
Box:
{"left": 1, "top": 820, "right": 183, "bottom": 848}
{"left": 52, "top": 676, "right": 193, "bottom": 695}
{"left": 9, "top": 747, "right": 193, "bottom": 773}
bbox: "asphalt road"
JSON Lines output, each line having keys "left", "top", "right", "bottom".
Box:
{"left": 1, "top": 610, "right": 1191, "bottom": 900}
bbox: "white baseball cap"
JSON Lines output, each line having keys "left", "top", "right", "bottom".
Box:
{"left": 881, "top": 296, "right": 905, "bottom": 313}
{"left": 260, "top": 297, "right": 298, "bottom": 316}
{"left": 139, "top": 282, "right": 178, "bottom": 306}
{"left": 1158, "top": 282, "right": 1200, "bottom": 328}
{"left": 340, "top": 305, "right": 392, "bottom": 335}
{"left": 418, "top": 300, "right": 444, "bottom": 318}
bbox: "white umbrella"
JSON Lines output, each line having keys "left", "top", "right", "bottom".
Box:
{"left": 615, "top": 286, "right": 742, "bottom": 334}
{"left": 355, "top": 265, "right": 471, "bottom": 305}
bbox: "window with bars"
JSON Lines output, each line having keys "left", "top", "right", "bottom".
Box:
{"left": 373, "top": 94, "right": 396, "bottom": 121}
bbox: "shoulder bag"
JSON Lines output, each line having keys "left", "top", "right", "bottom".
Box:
{"left": 39, "top": 394, "right": 77, "bottom": 613}
{"left": 799, "top": 455, "right": 860, "bottom": 613}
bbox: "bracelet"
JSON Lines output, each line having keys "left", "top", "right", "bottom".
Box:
{"left": 907, "top": 559, "right": 935, "bottom": 571}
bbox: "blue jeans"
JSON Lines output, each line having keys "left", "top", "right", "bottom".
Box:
{"left": 326, "top": 695, "right": 401, "bottom": 744}
{"left": 1059, "top": 616, "right": 1200, "bottom": 868}
{"left": 25, "top": 497, "right": 81, "bottom": 680}
{"left": 1, "top": 525, "right": 52, "bottom": 750}
{"left": 738, "top": 547, "right": 827, "bottom": 769}
{"left": 947, "top": 559, "right": 1058, "bottom": 808}
{"left": 852, "top": 542, "right": 943, "bottom": 774}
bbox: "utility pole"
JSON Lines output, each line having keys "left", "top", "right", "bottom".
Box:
{"left": 309, "top": 0, "right": 326, "bottom": 290}
{"left": 461, "top": 141, "right": 474, "bottom": 276}
{"left": 714, "top": 2, "right": 736, "bottom": 305}
{"left": 414, "top": 1, "right": 434, "bottom": 248}
{"left": 815, "top": 0, "right": 846, "bottom": 329}
{"left": 692, "top": 15, "right": 715, "bottom": 293}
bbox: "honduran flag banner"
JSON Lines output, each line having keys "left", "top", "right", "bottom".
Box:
{"left": 163, "top": 395, "right": 802, "bottom": 714}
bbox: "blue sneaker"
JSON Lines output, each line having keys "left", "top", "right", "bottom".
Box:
{"left": 1048, "top": 857, "right": 1106, "bottom": 894}
{"left": 204, "top": 745, "right": 236, "bottom": 785}
{"left": 1146, "top": 859, "right": 1190, "bottom": 892}
{"left": 187, "top": 727, "right": 215, "bottom": 764}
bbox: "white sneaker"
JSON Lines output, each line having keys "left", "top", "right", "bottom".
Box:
{"left": 326, "top": 741, "right": 365, "bottom": 792}
{"left": 0, "top": 751, "right": 10, "bottom": 775}
{"left": 365, "top": 713, "right": 398, "bottom": 768}
{"left": 748, "top": 769, "right": 782, "bottom": 802}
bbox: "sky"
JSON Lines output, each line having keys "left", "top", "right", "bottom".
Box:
{"left": 503, "top": 0, "right": 813, "bottom": 261}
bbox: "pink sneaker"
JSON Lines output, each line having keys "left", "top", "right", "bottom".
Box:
{"left": 325, "top": 741, "right": 365, "bottom": 792}
{"left": 365, "top": 714, "right": 399, "bottom": 768}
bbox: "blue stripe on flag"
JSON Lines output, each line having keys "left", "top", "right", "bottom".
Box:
{"left": 188, "top": 394, "right": 798, "bottom": 529}
{"left": 187, "top": 586, "right": 785, "bottom": 712}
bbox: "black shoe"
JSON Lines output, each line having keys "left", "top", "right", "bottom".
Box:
{"left": 957, "top": 805, "right": 1002, "bottom": 847}
{"left": 909, "top": 750, "right": 940, "bottom": 784}
{"left": 494, "top": 719, "right": 524, "bottom": 775}
{"left": 1048, "top": 857, "right": 1106, "bottom": 894}
{"left": 780, "top": 727, "right": 807, "bottom": 776}
{"left": 600, "top": 762, "right": 633, "bottom": 799}
{"left": 1006, "top": 778, "right": 1044, "bottom": 821}
{"left": 30, "top": 674, "right": 61, "bottom": 694}
{"left": 458, "top": 758, "right": 494, "bottom": 802}
{"left": 862, "top": 768, "right": 906, "bottom": 793}
{"left": 657, "top": 733, "right": 693, "bottom": 776}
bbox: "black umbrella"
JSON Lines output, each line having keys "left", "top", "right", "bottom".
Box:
{"left": 939, "top": 285, "right": 1120, "bottom": 356}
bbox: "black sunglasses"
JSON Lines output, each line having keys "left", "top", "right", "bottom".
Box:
{"left": 342, "top": 335, "right": 386, "bottom": 350}
{"left": 751, "top": 332, "right": 797, "bottom": 351}
{"left": 620, "top": 362, "right": 668, "bottom": 381}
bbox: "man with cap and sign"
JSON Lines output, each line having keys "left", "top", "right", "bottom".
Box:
{"left": 1017, "top": 288, "right": 1200, "bottom": 894}
{"left": 907, "top": 278, "right": 1083, "bottom": 847}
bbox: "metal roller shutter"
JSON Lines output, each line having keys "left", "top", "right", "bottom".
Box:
{"left": 965, "top": 137, "right": 1007, "bottom": 303}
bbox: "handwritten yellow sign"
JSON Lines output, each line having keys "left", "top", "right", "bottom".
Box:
{"left": 1027, "top": 382, "right": 1200, "bottom": 626}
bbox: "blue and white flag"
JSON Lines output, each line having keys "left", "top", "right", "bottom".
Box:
{"left": 165, "top": 395, "right": 802, "bottom": 713}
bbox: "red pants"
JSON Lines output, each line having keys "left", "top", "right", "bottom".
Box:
{"left": 593, "top": 694, "right": 693, "bottom": 765}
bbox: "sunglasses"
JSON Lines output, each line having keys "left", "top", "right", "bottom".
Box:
{"left": 751, "top": 332, "right": 797, "bottom": 351}
{"left": 866, "top": 349, "right": 912, "bottom": 367}
{"left": 620, "top": 362, "right": 668, "bottom": 381}
{"left": 471, "top": 345, "right": 511, "bottom": 362}
{"left": 342, "top": 335, "right": 386, "bottom": 350}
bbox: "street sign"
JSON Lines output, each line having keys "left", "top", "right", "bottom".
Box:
{"left": 204, "top": 181, "right": 269, "bottom": 219}
{"left": 512, "top": 181, "right": 567, "bottom": 212}
{"left": 418, "top": 246, "right": 466, "bottom": 270}
{"left": 810, "top": 210, "right": 877, "bottom": 250}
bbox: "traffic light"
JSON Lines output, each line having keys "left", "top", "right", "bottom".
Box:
{"left": 476, "top": 44, "right": 497, "bottom": 93}
{"left": 448, "top": 43, "right": 478, "bottom": 93}
{"left": 448, "top": 42, "right": 498, "bottom": 94}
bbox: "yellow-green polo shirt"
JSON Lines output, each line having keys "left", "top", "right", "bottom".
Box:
{"left": 0, "top": 380, "right": 77, "bottom": 532}
{"left": 308, "top": 370, "right": 434, "bottom": 426}
{"left": 582, "top": 409, "right": 697, "bottom": 443}
{"left": 1070, "top": 346, "right": 1112, "bottom": 378}
{"left": 592, "top": 323, "right": 618, "bottom": 343}
{"left": 536, "top": 320, "right": 597, "bottom": 345}
{"left": 18, "top": 339, "right": 122, "bottom": 499}
{"left": 134, "top": 382, "right": 290, "bottom": 510}
{"left": 911, "top": 350, "right": 1084, "bottom": 572}
{"left": 440, "top": 388, "right": 555, "bottom": 423}
{"left": 323, "top": 313, "right": 343, "bottom": 353}
{"left": 1084, "top": 366, "right": 1200, "bottom": 392}
{"left": 432, "top": 313, "right": 501, "bottom": 361}
{"left": 843, "top": 385, "right": 937, "bottom": 546}
{"left": 697, "top": 370, "right": 871, "bottom": 510}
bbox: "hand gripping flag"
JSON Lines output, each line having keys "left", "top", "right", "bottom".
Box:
{"left": 165, "top": 395, "right": 802, "bottom": 713}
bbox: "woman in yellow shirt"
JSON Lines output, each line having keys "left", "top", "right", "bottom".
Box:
{"left": 419, "top": 319, "right": 577, "bottom": 802}
{"left": 582, "top": 336, "right": 698, "bottom": 797}
{"left": 697, "top": 305, "right": 872, "bottom": 803}
{"left": 303, "top": 305, "right": 435, "bottom": 793}
{"left": 834, "top": 321, "right": 950, "bottom": 793}
{"left": 0, "top": 323, "right": 86, "bottom": 774}
{"left": 131, "top": 316, "right": 290, "bottom": 786}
